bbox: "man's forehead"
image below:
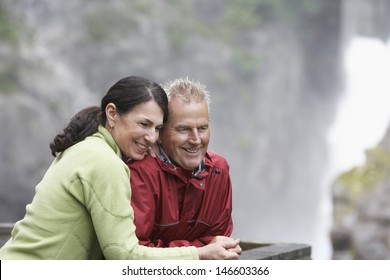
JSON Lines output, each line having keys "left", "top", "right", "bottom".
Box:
{"left": 165, "top": 112, "right": 208, "bottom": 128}
{"left": 169, "top": 116, "right": 209, "bottom": 126}
{"left": 169, "top": 97, "right": 207, "bottom": 106}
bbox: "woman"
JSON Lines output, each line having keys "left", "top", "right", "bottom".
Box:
{"left": 0, "top": 76, "right": 240, "bottom": 260}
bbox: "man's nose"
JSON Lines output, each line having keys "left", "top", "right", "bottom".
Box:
{"left": 189, "top": 129, "right": 201, "bottom": 143}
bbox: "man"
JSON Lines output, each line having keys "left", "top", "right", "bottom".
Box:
{"left": 128, "top": 77, "right": 235, "bottom": 248}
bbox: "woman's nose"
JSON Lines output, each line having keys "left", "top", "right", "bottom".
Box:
{"left": 145, "top": 128, "right": 158, "bottom": 143}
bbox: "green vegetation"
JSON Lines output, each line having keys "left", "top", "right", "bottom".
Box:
{"left": 85, "top": 7, "right": 138, "bottom": 41}
{"left": 0, "top": 4, "right": 19, "bottom": 94}
{"left": 222, "top": 0, "right": 321, "bottom": 35}
{"left": 223, "top": 0, "right": 263, "bottom": 37}
{"left": 164, "top": 0, "right": 211, "bottom": 54}
{"left": 133, "top": 0, "right": 151, "bottom": 14}
{"left": 0, "top": 0, "right": 325, "bottom": 95}
{"left": 0, "top": 64, "right": 18, "bottom": 93}
{"left": 337, "top": 146, "right": 390, "bottom": 198}
{"left": 263, "top": 0, "right": 321, "bottom": 21}
{"left": 0, "top": 3, "right": 18, "bottom": 45}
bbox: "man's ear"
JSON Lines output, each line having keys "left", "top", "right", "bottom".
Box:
{"left": 105, "top": 103, "right": 117, "bottom": 127}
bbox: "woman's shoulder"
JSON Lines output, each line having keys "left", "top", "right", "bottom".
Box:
{"left": 64, "top": 135, "right": 127, "bottom": 175}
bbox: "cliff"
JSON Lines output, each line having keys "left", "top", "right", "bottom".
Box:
{"left": 331, "top": 125, "right": 390, "bottom": 259}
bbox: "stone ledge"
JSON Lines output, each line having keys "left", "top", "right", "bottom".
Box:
{"left": 0, "top": 223, "right": 311, "bottom": 260}
{"left": 0, "top": 223, "right": 13, "bottom": 247}
{"left": 240, "top": 242, "right": 312, "bottom": 260}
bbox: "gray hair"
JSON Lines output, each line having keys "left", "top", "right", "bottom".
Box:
{"left": 162, "top": 77, "right": 211, "bottom": 113}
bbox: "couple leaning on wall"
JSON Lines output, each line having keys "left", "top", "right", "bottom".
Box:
{"left": 0, "top": 75, "right": 240, "bottom": 260}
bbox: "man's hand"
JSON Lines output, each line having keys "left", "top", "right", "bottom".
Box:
{"left": 197, "top": 238, "right": 241, "bottom": 260}
{"left": 210, "top": 236, "right": 242, "bottom": 255}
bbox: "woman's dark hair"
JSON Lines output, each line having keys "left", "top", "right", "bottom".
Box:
{"left": 50, "top": 76, "right": 168, "bottom": 157}
{"left": 49, "top": 106, "right": 101, "bottom": 156}
{"left": 100, "top": 76, "right": 169, "bottom": 125}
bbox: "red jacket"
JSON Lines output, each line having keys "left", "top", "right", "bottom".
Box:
{"left": 128, "top": 150, "right": 233, "bottom": 247}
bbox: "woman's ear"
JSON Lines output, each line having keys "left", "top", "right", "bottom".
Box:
{"left": 105, "top": 103, "right": 117, "bottom": 127}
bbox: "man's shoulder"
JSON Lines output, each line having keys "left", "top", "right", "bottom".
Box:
{"left": 127, "top": 154, "right": 161, "bottom": 170}
{"left": 206, "top": 150, "right": 230, "bottom": 169}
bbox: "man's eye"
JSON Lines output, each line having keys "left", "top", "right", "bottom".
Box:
{"left": 139, "top": 122, "right": 148, "bottom": 127}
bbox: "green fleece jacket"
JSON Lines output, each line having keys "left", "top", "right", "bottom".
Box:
{"left": 0, "top": 125, "right": 198, "bottom": 260}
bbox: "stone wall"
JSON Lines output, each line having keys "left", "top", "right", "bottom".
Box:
{"left": 0, "top": 223, "right": 311, "bottom": 259}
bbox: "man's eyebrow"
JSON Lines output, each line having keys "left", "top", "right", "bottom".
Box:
{"left": 174, "top": 124, "right": 190, "bottom": 129}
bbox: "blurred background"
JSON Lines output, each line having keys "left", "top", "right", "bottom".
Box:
{"left": 1, "top": 0, "right": 390, "bottom": 260}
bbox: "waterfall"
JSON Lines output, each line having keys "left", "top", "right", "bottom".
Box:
{"left": 328, "top": 37, "right": 390, "bottom": 172}
{"left": 323, "top": 36, "right": 390, "bottom": 259}
{"left": 2, "top": 0, "right": 389, "bottom": 261}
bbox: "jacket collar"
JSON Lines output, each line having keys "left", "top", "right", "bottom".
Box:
{"left": 158, "top": 144, "right": 206, "bottom": 176}
{"left": 97, "top": 125, "right": 122, "bottom": 158}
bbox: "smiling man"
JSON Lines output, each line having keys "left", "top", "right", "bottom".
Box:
{"left": 127, "top": 77, "right": 236, "bottom": 249}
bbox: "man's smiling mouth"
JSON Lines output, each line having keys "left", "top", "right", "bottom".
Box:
{"left": 183, "top": 148, "right": 199, "bottom": 153}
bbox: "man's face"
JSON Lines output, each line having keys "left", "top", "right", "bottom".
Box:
{"left": 160, "top": 98, "right": 210, "bottom": 171}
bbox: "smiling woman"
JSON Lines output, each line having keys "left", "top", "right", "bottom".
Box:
{"left": 0, "top": 76, "right": 240, "bottom": 260}
{"left": 107, "top": 99, "right": 164, "bottom": 161}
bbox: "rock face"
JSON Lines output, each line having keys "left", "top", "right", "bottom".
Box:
{"left": 2, "top": 0, "right": 390, "bottom": 260}
{"left": 0, "top": 0, "right": 341, "bottom": 246}
{"left": 331, "top": 126, "right": 390, "bottom": 259}
{"left": 330, "top": 0, "right": 390, "bottom": 260}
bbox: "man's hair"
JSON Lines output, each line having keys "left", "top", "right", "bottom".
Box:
{"left": 162, "top": 77, "right": 211, "bottom": 113}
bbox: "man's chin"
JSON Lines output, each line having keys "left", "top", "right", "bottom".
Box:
{"left": 182, "top": 161, "right": 202, "bottom": 171}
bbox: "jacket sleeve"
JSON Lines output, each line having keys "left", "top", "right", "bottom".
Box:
{"left": 84, "top": 155, "right": 198, "bottom": 259}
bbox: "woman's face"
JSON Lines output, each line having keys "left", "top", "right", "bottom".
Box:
{"left": 107, "top": 100, "right": 164, "bottom": 160}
